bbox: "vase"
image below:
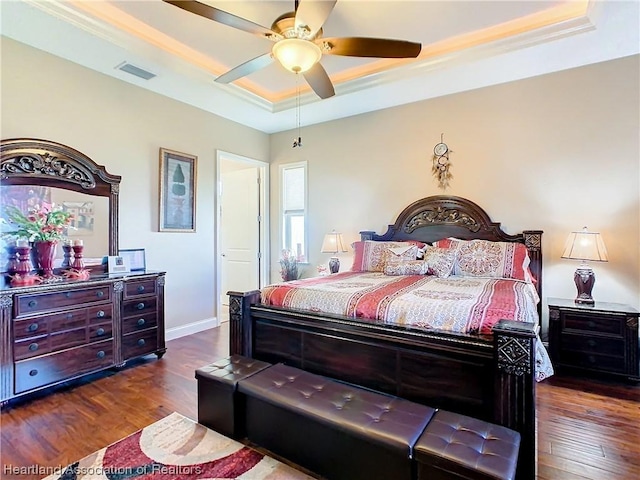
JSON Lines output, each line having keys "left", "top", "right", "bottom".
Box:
{"left": 34, "top": 240, "right": 58, "bottom": 278}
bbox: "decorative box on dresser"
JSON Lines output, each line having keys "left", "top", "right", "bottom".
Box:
{"left": 548, "top": 297, "right": 639, "bottom": 382}
{"left": 0, "top": 272, "right": 166, "bottom": 404}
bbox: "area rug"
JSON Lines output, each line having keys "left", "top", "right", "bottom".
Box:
{"left": 42, "top": 412, "right": 315, "bottom": 480}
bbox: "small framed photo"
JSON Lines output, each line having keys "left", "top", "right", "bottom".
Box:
{"left": 107, "top": 255, "right": 130, "bottom": 274}
{"left": 159, "top": 148, "right": 197, "bottom": 232}
{"left": 118, "top": 248, "right": 146, "bottom": 271}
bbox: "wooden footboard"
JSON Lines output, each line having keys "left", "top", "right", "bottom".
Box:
{"left": 228, "top": 291, "right": 536, "bottom": 480}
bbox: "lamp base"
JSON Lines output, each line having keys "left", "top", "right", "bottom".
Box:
{"left": 574, "top": 267, "right": 595, "bottom": 305}
{"left": 328, "top": 257, "right": 340, "bottom": 274}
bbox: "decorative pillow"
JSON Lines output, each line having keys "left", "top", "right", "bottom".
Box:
{"left": 351, "top": 241, "right": 419, "bottom": 272}
{"left": 422, "top": 246, "right": 456, "bottom": 278}
{"left": 435, "top": 238, "right": 532, "bottom": 282}
{"left": 383, "top": 260, "right": 429, "bottom": 276}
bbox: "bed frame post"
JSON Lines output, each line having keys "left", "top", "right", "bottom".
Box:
{"left": 493, "top": 319, "right": 537, "bottom": 480}
{"left": 228, "top": 290, "right": 261, "bottom": 357}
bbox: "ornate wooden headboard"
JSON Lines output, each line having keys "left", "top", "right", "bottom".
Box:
{"left": 360, "top": 195, "right": 543, "bottom": 317}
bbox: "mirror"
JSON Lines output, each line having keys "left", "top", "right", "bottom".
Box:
{"left": 0, "top": 138, "right": 121, "bottom": 273}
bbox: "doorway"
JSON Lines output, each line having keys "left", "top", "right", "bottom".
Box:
{"left": 216, "top": 151, "right": 269, "bottom": 324}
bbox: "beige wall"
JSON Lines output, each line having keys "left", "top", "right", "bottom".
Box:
{"left": 270, "top": 55, "right": 640, "bottom": 330}
{"left": 3, "top": 36, "right": 638, "bottom": 336}
{"left": 1, "top": 38, "right": 270, "bottom": 334}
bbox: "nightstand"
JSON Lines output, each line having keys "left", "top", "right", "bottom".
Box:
{"left": 548, "top": 298, "right": 639, "bottom": 381}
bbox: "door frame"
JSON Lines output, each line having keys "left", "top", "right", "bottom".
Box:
{"left": 215, "top": 150, "right": 269, "bottom": 324}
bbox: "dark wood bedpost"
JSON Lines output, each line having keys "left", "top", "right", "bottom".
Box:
{"left": 228, "top": 290, "right": 261, "bottom": 357}
{"left": 493, "top": 319, "right": 537, "bottom": 480}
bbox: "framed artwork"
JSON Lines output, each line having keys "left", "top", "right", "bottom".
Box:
{"left": 159, "top": 148, "right": 197, "bottom": 232}
{"left": 62, "top": 201, "right": 94, "bottom": 236}
{"left": 118, "top": 248, "right": 146, "bottom": 271}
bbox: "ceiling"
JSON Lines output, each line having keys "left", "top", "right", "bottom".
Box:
{"left": 1, "top": 0, "right": 638, "bottom": 133}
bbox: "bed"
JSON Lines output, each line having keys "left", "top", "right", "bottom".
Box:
{"left": 229, "top": 195, "right": 547, "bottom": 480}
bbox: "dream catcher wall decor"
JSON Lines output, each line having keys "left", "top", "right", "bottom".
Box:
{"left": 432, "top": 134, "right": 452, "bottom": 189}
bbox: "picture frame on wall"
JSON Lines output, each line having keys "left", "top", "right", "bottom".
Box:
{"left": 159, "top": 148, "right": 197, "bottom": 232}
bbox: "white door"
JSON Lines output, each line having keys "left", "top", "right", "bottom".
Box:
{"left": 220, "top": 166, "right": 260, "bottom": 306}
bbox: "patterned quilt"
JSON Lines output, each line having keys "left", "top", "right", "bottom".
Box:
{"left": 262, "top": 271, "right": 554, "bottom": 380}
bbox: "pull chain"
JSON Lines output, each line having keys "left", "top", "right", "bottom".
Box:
{"left": 293, "top": 74, "right": 302, "bottom": 148}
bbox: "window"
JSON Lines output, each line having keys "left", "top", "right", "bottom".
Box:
{"left": 281, "top": 161, "right": 307, "bottom": 262}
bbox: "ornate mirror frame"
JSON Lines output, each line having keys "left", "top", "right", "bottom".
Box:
{"left": 0, "top": 138, "right": 121, "bottom": 256}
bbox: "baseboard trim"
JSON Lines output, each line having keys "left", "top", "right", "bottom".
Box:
{"left": 165, "top": 317, "right": 219, "bottom": 341}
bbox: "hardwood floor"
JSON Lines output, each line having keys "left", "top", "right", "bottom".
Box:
{"left": 1, "top": 323, "right": 638, "bottom": 480}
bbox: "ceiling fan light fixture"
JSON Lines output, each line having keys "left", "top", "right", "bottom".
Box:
{"left": 272, "top": 38, "right": 322, "bottom": 73}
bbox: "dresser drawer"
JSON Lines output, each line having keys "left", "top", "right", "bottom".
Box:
{"left": 122, "top": 328, "right": 158, "bottom": 360}
{"left": 90, "top": 322, "right": 113, "bottom": 342}
{"left": 559, "top": 350, "right": 626, "bottom": 374}
{"left": 87, "top": 304, "right": 113, "bottom": 324}
{"left": 14, "top": 310, "right": 88, "bottom": 341}
{"left": 14, "top": 339, "right": 114, "bottom": 394}
{"left": 122, "top": 312, "right": 158, "bottom": 335}
{"left": 562, "top": 312, "right": 625, "bottom": 336}
{"left": 124, "top": 279, "right": 157, "bottom": 299}
{"left": 560, "top": 333, "right": 625, "bottom": 356}
{"left": 15, "top": 286, "right": 111, "bottom": 317}
{"left": 122, "top": 297, "right": 157, "bottom": 318}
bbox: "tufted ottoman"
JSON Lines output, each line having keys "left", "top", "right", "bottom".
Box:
{"left": 237, "top": 363, "right": 435, "bottom": 480}
{"left": 195, "top": 355, "right": 271, "bottom": 439}
{"left": 414, "top": 410, "right": 521, "bottom": 480}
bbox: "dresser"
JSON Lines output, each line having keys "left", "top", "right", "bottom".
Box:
{"left": 548, "top": 297, "right": 639, "bottom": 381}
{"left": 0, "top": 271, "right": 165, "bottom": 404}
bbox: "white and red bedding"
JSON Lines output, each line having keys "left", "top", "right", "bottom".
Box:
{"left": 262, "top": 271, "right": 539, "bottom": 335}
{"left": 261, "top": 271, "right": 554, "bottom": 380}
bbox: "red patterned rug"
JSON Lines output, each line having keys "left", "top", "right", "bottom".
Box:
{"left": 42, "top": 412, "right": 315, "bottom": 480}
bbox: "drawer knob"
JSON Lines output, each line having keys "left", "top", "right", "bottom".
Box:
{"left": 96, "top": 327, "right": 105, "bottom": 336}
{"left": 587, "top": 321, "right": 596, "bottom": 328}
{"left": 28, "top": 323, "right": 39, "bottom": 332}
{"left": 97, "top": 350, "right": 105, "bottom": 359}
{"left": 137, "top": 285, "right": 145, "bottom": 293}
{"left": 28, "top": 300, "right": 37, "bottom": 308}
{"left": 136, "top": 302, "right": 145, "bottom": 310}
{"left": 96, "top": 291, "right": 105, "bottom": 298}
{"left": 29, "top": 369, "right": 38, "bottom": 377}
{"left": 66, "top": 313, "right": 73, "bottom": 319}
{"left": 137, "top": 318, "right": 146, "bottom": 327}
{"left": 588, "top": 355, "right": 596, "bottom": 364}
{"left": 65, "top": 292, "right": 72, "bottom": 298}
{"left": 96, "top": 310, "right": 105, "bottom": 318}
{"left": 137, "top": 339, "right": 146, "bottom": 347}
{"left": 28, "top": 342, "right": 39, "bottom": 352}
{"left": 587, "top": 339, "right": 597, "bottom": 348}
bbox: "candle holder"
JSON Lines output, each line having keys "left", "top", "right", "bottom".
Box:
{"left": 5, "top": 243, "right": 19, "bottom": 275}
{"left": 72, "top": 243, "right": 85, "bottom": 270}
{"left": 62, "top": 242, "right": 73, "bottom": 269}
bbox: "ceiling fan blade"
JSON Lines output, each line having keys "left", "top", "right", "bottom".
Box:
{"left": 295, "top": 0, "right": 337, "bottom": 38}
{"left": 303, "top": 62, "right": 335, "bottom": 99}
{"left": 321, "top": 37, "right": 421, "bottom": 58}
{"left": 163, "top": 0, "right": 281, "bottom": 39}
{"left": 215, "top": 53, "right": 274, "bottom": 84}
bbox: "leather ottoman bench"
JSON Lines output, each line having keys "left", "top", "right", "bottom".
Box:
{"left": 195, "top": 355, "right": 271, "bottom": 439}
{"left": 237, "top": 363, "right": 435, "bottom": 480}
{"left": 414, "top": 410, "right": 520, "bottom": 480}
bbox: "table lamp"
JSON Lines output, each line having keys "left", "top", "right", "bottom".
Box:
{"left": 561, "top": 227, "right": 608, "bottom": 305}
{"left": 321, "top": 231, "right": 348, "bottom": 274}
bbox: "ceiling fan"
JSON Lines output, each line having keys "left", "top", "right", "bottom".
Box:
{"left": 162, "top": 0, "right": 422, "bottom": 99}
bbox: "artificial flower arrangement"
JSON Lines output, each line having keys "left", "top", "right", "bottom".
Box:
{"left": 279, "top": 249, "right": 301, "bottom": 282}
{"left": 2, "top": 204, "right": 77, "bottom": 284}
{"left": 2, "top": 204, "right": 73, "bottom": 242}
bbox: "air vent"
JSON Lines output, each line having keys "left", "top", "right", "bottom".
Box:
{"left": 116, "top": 62, "right": 156, "bottom": 80}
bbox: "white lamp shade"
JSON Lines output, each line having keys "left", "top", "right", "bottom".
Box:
{"left": 272, "top": 38, "right": 322, "bottom": 73}
{"left": 321, "top": 232, "right": 348, "bottom": 254}
{"left": 561, "top": 227, "right": 609, "bottom": 262}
